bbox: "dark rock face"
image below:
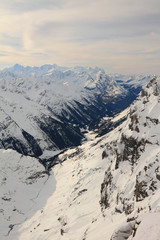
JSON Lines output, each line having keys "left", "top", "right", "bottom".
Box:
{"left": 134, "top": 159, "right": 160, "bottom": 202}
{"left": 38, "top": 116, "right": 83, "bottom": 150}
{"left": 100, "top": 170, "right": 113, "bottom": 209}
{"left": 22, "top": 130, "right": 43, "bottom": 156}
{"left": 93, "top": 117, "right": 127, "bottom": 137}
{"left": 115, "top": 135, "right": 145, "bottom": 169}
{"left": 57, "top": 81, "right": 143, "bottom": 131}
{"left": 134, "top": 179, "right": 148, "bottom": 202}
{"left": 0, "top": 137, "right": 29, "bottom": 155}
{"left": 0, "top": 116, "right": 84, "bottom": 161}
{"left": 58, "top": 97, "right": 107, "bottom": 127}
{"left": 0, "top": 131, "right": 42, "bottom": 157}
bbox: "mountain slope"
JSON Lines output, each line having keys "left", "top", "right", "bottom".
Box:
{"left": 1, "top": 76, "right": 160, "bottom": 240}
{"left": 0, "top": 149, "right": 55, "bottom": 239}
{"left": 100, "top": 76, "right": 160, "bottom": 239}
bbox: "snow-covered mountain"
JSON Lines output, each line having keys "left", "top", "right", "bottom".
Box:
{"left": 1, "top": 75, "right": 160, "bottom": 239}
{"left": 0, "top": 64, "right": 151, "bottom": 161}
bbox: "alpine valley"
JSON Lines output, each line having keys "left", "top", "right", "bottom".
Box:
{"left": 0, "top": 64, "right": 160, "bottom": 240}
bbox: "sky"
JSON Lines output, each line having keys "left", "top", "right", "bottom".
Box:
{"left": 0, "top": 0, "right": 160, "bottom": 74}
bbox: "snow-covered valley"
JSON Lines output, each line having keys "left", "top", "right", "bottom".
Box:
{"left": 0, "top": 66, "right": 160, "bottom": 239}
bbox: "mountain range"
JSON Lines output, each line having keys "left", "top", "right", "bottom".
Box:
{"left": 0, "top": 65, "right": 159, "bottom": 240}
{"left": 0, "top": 64, "right": 151, "bottom": 163}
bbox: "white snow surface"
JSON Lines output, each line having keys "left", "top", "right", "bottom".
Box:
{"left": 0, "top": 149, "right": 55, "bottom": 239}
{"left": 130, "top": 213, "right": 160, "bottom": 240}
{"left": 109, "top": 73, "right": 152, "bottom": 88}
{"left": 1, "top": 74, "right": 160, "bottom": 240}
{"left": 111, "top": 107, "right": 130, "bottom": 123}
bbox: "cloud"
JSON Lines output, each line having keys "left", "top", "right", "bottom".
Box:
{"left": 0, "top": 0, "right": 160, "bottom": 74}
{"left": 1, "top": 0, "right": 66, "bottom": 13}
{"left": 0, "top": 54, "right": 8, "bottom": 57}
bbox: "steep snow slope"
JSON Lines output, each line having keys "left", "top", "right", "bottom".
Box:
{"left": 2, "top": 76, "right": 160, "bottom": 240}
{"left": 101, "top": 77, "right": 160, "bottom": 239}
{"left": 0, "top": 149, "right": 55, "bottom": 239}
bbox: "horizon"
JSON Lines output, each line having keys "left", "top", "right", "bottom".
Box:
{"left": 1, "top": 0, "right": 160, "bottom": 75}
{"left": 0, "top": 63, "right": 155, "bottom": 76}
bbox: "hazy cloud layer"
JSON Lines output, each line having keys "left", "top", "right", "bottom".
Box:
{"left": 1, "top": 0, "right": 160, "bottom": 74}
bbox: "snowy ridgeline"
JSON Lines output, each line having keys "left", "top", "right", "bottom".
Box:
{"left": 1, "top": 75, "right": 160, "bottom": 240}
